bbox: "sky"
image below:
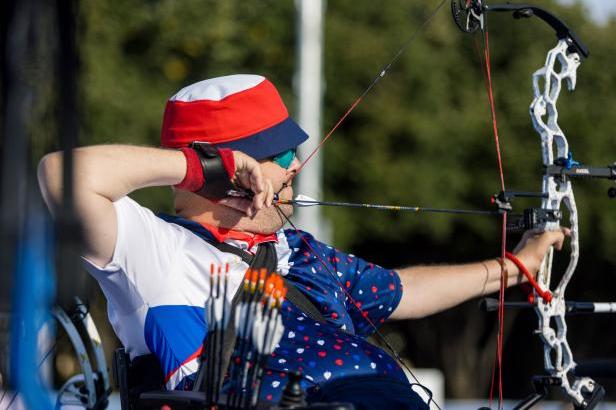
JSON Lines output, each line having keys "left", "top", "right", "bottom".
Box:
{"left": 558, "top": 0, "right": 616, "bottom": 24}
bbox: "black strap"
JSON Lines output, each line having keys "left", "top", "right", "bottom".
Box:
{"left": 283, "top": 280, "right": 326, "bottom": 324}
{"left": 190, "top": 142, "right": 236, "bottom": 200}
{"left": 205, "top": 241, "right": 325, "bottom": 324}
{"left": 209, "top": 240, "right": 255, "bottom": 265}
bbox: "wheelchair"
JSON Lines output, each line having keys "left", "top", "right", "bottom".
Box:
{"left": 111, "top": 348, "right": 355, "bottom": 410}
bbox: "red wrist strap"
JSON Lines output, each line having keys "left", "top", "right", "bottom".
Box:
{"left": 175, "top": 147, "right": 236, "bottom": 193}
{"left": 504, "top": 251, "right": 552, "bottom": 303}
{"left": 176, "top": 148, "right": 205, "bottom": 191}
{"left": 217, "top": 148, "right": 235, "bottom": 180}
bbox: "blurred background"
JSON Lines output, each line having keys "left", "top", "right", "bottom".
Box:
{"left": 1, "top": 0, "right": 615, "bottom": 408}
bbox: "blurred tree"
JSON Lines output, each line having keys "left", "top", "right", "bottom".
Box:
{"left": 69, "top": 0, "right": 616, "bottom": 401}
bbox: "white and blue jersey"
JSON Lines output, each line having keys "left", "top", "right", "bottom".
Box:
{"left": 83, "top": 196, "right": 408, "bottom": 403}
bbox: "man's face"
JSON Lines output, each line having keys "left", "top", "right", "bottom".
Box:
{"left": 174, "top": 155, "right": 301, "bottom": 234}
{"left": 232, "top": 155, "right": 300, "bottom": 229}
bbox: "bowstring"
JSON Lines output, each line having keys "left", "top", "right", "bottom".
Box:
{"left": 281, "top": 2, "right": 512, "bottom": 409}
{"left": 294, "top": 0, "right": 449, "bottom": 177}
{"left": 479, "top": 25, "right": 508, "bottom": 410}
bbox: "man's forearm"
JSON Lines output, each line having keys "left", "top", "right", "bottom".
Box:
{"left": 391, "top": 258, "right": 521, "bottom": 320}
{"left": 39, "top": 145, "right": 186, "bottom": 207}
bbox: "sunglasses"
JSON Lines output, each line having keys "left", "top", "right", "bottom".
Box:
{"left": 270, "top": 148, "right": 297, "bottom": 169}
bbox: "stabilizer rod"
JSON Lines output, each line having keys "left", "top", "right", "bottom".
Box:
{"left": 480, "top": 297, "right": 616, "bottom": 315}
{"left": 546, "top": 164, "right": 616, "bottom": 180}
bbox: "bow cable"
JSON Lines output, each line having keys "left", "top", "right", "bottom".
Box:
{"left": 479, "top": 22, "right": 508, "bottom": 410}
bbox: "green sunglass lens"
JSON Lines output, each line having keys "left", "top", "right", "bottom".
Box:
{"left": 272, "top": 149, "right": 296, "bottom": 169}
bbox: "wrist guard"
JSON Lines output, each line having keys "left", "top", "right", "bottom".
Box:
{"left": 181, "top": 142, "right": 236, "bottom": 200}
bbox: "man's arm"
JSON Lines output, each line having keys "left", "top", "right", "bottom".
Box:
{"left": 38, "top": 145, "right": 188, "bottom": 267}
{"left": 390, "top": 229, "right": 567, "bottom": 319}
{"left": 37, "top": 144, "right": 270, "bottom": 267}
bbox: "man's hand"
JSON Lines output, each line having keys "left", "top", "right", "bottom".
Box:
{"left": 392, "top": 227, "right": 571, "bottom": 320}
{"left": 218, "top": 151, "right": 275, "bottom": 217}
{"left": 512, "top": 227, "right": 570, "bottom": 278}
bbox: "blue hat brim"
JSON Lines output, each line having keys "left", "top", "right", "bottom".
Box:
{"left": 215, "top": 117, "right": 309, "bottom": 160}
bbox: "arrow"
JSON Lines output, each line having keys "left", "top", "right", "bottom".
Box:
{"left": 277, "top": 194, "right": 499, "bottom": 216}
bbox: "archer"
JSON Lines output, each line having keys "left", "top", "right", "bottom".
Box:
{"left": 38, "top": 74, "right": 565, "bottom": 409}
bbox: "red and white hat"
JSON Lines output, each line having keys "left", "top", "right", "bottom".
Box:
{"left": 161, "top": 74, "right": 308, "bottom": 159}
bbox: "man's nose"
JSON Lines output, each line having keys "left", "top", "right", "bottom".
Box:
{"left": 280, "top": 158, "right": 300, "bottom": 188}
{"left": 286, "top": 157, "right": 301, "bottom": 177}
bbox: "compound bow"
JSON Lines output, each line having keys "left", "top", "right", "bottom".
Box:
{"left": 452, "top": 1, "right": 616, "bottom": 408}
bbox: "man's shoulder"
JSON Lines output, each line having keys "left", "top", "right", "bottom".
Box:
{"left": 280, "top": 227, "right": 318, "bottom": 243}
{"left": 278, "top": 228, "right": 339, "bottom": 257}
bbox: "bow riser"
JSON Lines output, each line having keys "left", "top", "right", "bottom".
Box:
{"left": 538, "top": 178, "right": 579, "bottom": 294}
{"left": 530, "top": 39, "right": 596, "bottom": 407}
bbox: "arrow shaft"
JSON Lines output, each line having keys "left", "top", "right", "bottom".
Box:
{"left": 277, "top": 198, "right": 498, "bottom": 216}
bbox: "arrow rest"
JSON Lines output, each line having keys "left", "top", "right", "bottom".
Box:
{"left": 493, "top": 190, "right": 548, "bottom": 204}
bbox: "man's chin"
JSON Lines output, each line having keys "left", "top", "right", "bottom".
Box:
{"left": 217, "top": 202, "right": 293, "bottom": 234}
